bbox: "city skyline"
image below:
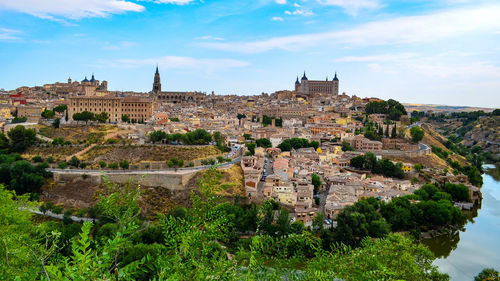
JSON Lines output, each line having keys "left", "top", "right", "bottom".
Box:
{"left": 1, "top": 0, "right": 500, "bottom": 107}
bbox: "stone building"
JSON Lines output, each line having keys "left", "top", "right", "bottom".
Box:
{"left": 43, "top": 74, "right": 108, "bottom": 96}
{"left": 68, "top": 95, "right": 153, "bottom": 123}
{"left": 294, "top": 72, "right": 339, "bottom": 100}
{"left": 152, "top": 67, "right": 206, "bottom": 104}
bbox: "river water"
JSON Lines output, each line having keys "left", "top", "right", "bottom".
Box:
{"left": 422, "top": 165, "right": 500, "bottom": 280}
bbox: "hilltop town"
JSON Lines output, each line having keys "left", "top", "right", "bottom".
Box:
{"left": 1, "top": 68, "right": 493, "bottom": 228}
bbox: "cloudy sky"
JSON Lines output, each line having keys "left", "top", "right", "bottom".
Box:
{"left": 0, "top": 0, "right": 499, "bottom": 107}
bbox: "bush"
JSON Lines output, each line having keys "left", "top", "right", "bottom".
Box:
{"left": 119, "top": 160, "right": 130, "bottom": 170}
{"left": 79, "top": 162, "right": 87, "bottom": 169}
{"left": 99, "top": 161, "right": 107, "bottom": 168}
{"left": 108, "top": 162, "right": 119, "bottom": 170}
{"left": 32, "top": 155, "right": 44, "bottom": 163}
{"left": 188, "top": 162, "right": 194, "bottom": 167}
{"left": 68, "top": 156, "right": 80, "bottom": 167}
{"left": 52, "top": 205, "right": 64, "bottom": 214}
{"left": 410, "top": 126, "right": 424, "bottom": 143}
{"left": 58, "top": 161, "right": 68, "bottom": 169}
{"left": 47, "top": 156, "right": 54, "bottom": 163}
{"left": 39, "top": 201, "right": 54, "bottom": 213}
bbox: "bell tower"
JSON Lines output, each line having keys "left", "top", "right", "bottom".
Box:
{"left": 153, "top": 65, "right": 161, "bottom": 94}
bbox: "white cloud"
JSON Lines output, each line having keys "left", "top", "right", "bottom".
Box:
{"left": 195, "top": 35, "right": 225, "bottom": 41}
{"left": 272, "top": 16, "right": 284, "bottom": 21}
{"left": 410, "top": 61, "right": 500, "bottom": 79}
{"left": 94, "top": 56, "right": 250, "bottom": 72}
{"left": 275, "top": 0, "right": 287, "bottom": 4}
{"left": 103, "top": 41, "right": 137, "bottom": 50}
{"left": 285, "top": 9, "right": 314, "bottom": 16}
{"left": 339, "top": 52, "right": 500, "bottom": 80}
{"left": 335, "top": 53, "right": 419, "bottom": 62}
{"left": 317, "top": 0, "right": 381, "bottom": 15}
{"left": 150, "top": 0, "right": 195, "bottom": 4}
{"left": 202, "top": 4, "right": 500, "bottom": 53}
{"left": 0, "top": 27, "right": 20, "bottom": 40}
{"left": 293, "top": 3, "right": 301, "bottom": 7}
{"left": 0, "top": 0, "right": 145, "bottom": 20}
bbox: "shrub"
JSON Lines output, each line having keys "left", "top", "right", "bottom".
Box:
{"left": 46, "top": 156, "right": 55, "bottom": 163}
{"left": 99, "top": 161, "right": 107, "bottom": 168}
{"left": 63, "top": 210, "right": 73, "bottom": 225}
{"left": 108, "top": 162, "right": 119, "bottom": 170}
{"left": 58, "top": 161, "right": 68, "bottom": 169}
{"left": 119, "top": 160, "right": 130, "bottom": 170}
{"left": 32, "top": 155, "right": 44, "bottom": 163}
{"left": 52, "top": 205, "right": 64, "bottom": 214}
{"left": 68, "top": 156, "right": 80, "bottom": 167}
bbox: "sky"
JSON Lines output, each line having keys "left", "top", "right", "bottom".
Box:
{"left": 0, "top": 0, "right": 499, "bottom": 108}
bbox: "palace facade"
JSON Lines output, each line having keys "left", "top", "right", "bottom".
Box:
{"left": 294, "top": 72, "right": 339, "bottom": 100}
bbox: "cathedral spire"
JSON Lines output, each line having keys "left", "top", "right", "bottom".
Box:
{"left": 153, "top": 65, "right": 161, "bottom": 93}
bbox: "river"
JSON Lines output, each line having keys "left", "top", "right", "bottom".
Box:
{"left": 422, "top": 165, "right": 500, "bottom": 280}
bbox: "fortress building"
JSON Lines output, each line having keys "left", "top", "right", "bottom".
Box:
{"left": 43, "top": 74, "right": 108, "bottom": 96}
{"left": 152, "top": 67, "right": 206, "bottom": 104}
{"left": 294, "top": 72, "right": 339, "bottom": 100}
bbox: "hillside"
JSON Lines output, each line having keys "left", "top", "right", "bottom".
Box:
{"left": 462, "top": 116, "right": 500, "bottom": 156}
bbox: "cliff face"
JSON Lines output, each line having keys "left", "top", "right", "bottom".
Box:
{"left": 462, "top": 116, "right": 500, "bottom": 156}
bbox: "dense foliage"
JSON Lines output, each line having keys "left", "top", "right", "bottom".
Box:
{"left": 365, "top": 99, "right": 407, "bottom": 121}
{"left": 149, "top": 129, "right": 213, "bottom": 145}
{"left": 350, "top": 152, "right": 405, "bottom": 179}
{"left": 256, "top": 138, "right": 272, "bottom": 148}
{"left": 410, "top": 126, "right": 425, "bottom": 143}
{"left": 262, "top": 115, "right": 282, "bottom": 127}
{"left": 0, "top": 153, "right": 52, "bottom": 196}
{"left": 6, "top": 125, "right": 38, "bottom": 152}
{"left": 278, "top": 138, "right": 320, "bottom": 151}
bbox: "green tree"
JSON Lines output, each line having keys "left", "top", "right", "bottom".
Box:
{"left": 391, "top": 124, "right": 397, "bottom": 138}
{"left": 149, "top": 130, "right": 167, "bottom": 143}
{"left": 7, "top": 125, "right": 37, "bottom": 152}
{"left": 475, "top": 268, "right": 500, "bottom": 281}
{"left": 11, "top": 117, "right": 27, "bottom": 123}
{"left": 341, "top": 141, "right": 354, "bottom": 151}
{"left": 311, "top": 173, "right": 321, "bottom": 193}
{"left": 410, "top": 126, "right": 425, "bottom": 143}
{"left": 68, "top": 156, "right": 80, "bottom": 167}
{"left": 119, "top": 160, "right": 130, "bottom": 169}
{"left": 95, "top": 112, "right": 109, "bottom": 123}
{"left": 245, "top": 143, "right": 256, "bottom": 155}
{"left": 256, "top": 138, "right": 272, "bottom": 148}
{"left": 121, "top": 114, "right": 130, "bottom": 123}
{"left": 41, "top": 109, "right": 55, "bottom": 119}
{"left": 53, "top": 105, "right": 68, "bottom": 113}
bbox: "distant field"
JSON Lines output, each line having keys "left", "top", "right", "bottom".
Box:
{"left": 403, "top": 103, "right": 494, "bottom": 113}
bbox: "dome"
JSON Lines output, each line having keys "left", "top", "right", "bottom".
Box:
{"left": 333, "top": 72, "right": 339, "bottom": 81}
{"left": 82, "top": 76, "right": 89, "bottom": 82}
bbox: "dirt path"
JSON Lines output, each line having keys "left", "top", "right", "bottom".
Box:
{"left": 65, "top": 129, "right": 133, "bottom": 161}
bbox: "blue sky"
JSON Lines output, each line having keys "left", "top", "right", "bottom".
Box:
{"left": 0, "top": 0, "right": 499, "bottom": 107}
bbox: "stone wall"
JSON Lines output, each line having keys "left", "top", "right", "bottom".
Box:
{"left": 53, "top": 170, "right": 199, "bottom": 190}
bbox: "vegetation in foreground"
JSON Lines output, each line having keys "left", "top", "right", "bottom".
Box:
{"left": 0, "top": 168, "right": 454, "bottom": 281}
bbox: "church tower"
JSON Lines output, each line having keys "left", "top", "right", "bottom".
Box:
{"left": 153, "top": 65, "right": 161, "bottom": 94}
